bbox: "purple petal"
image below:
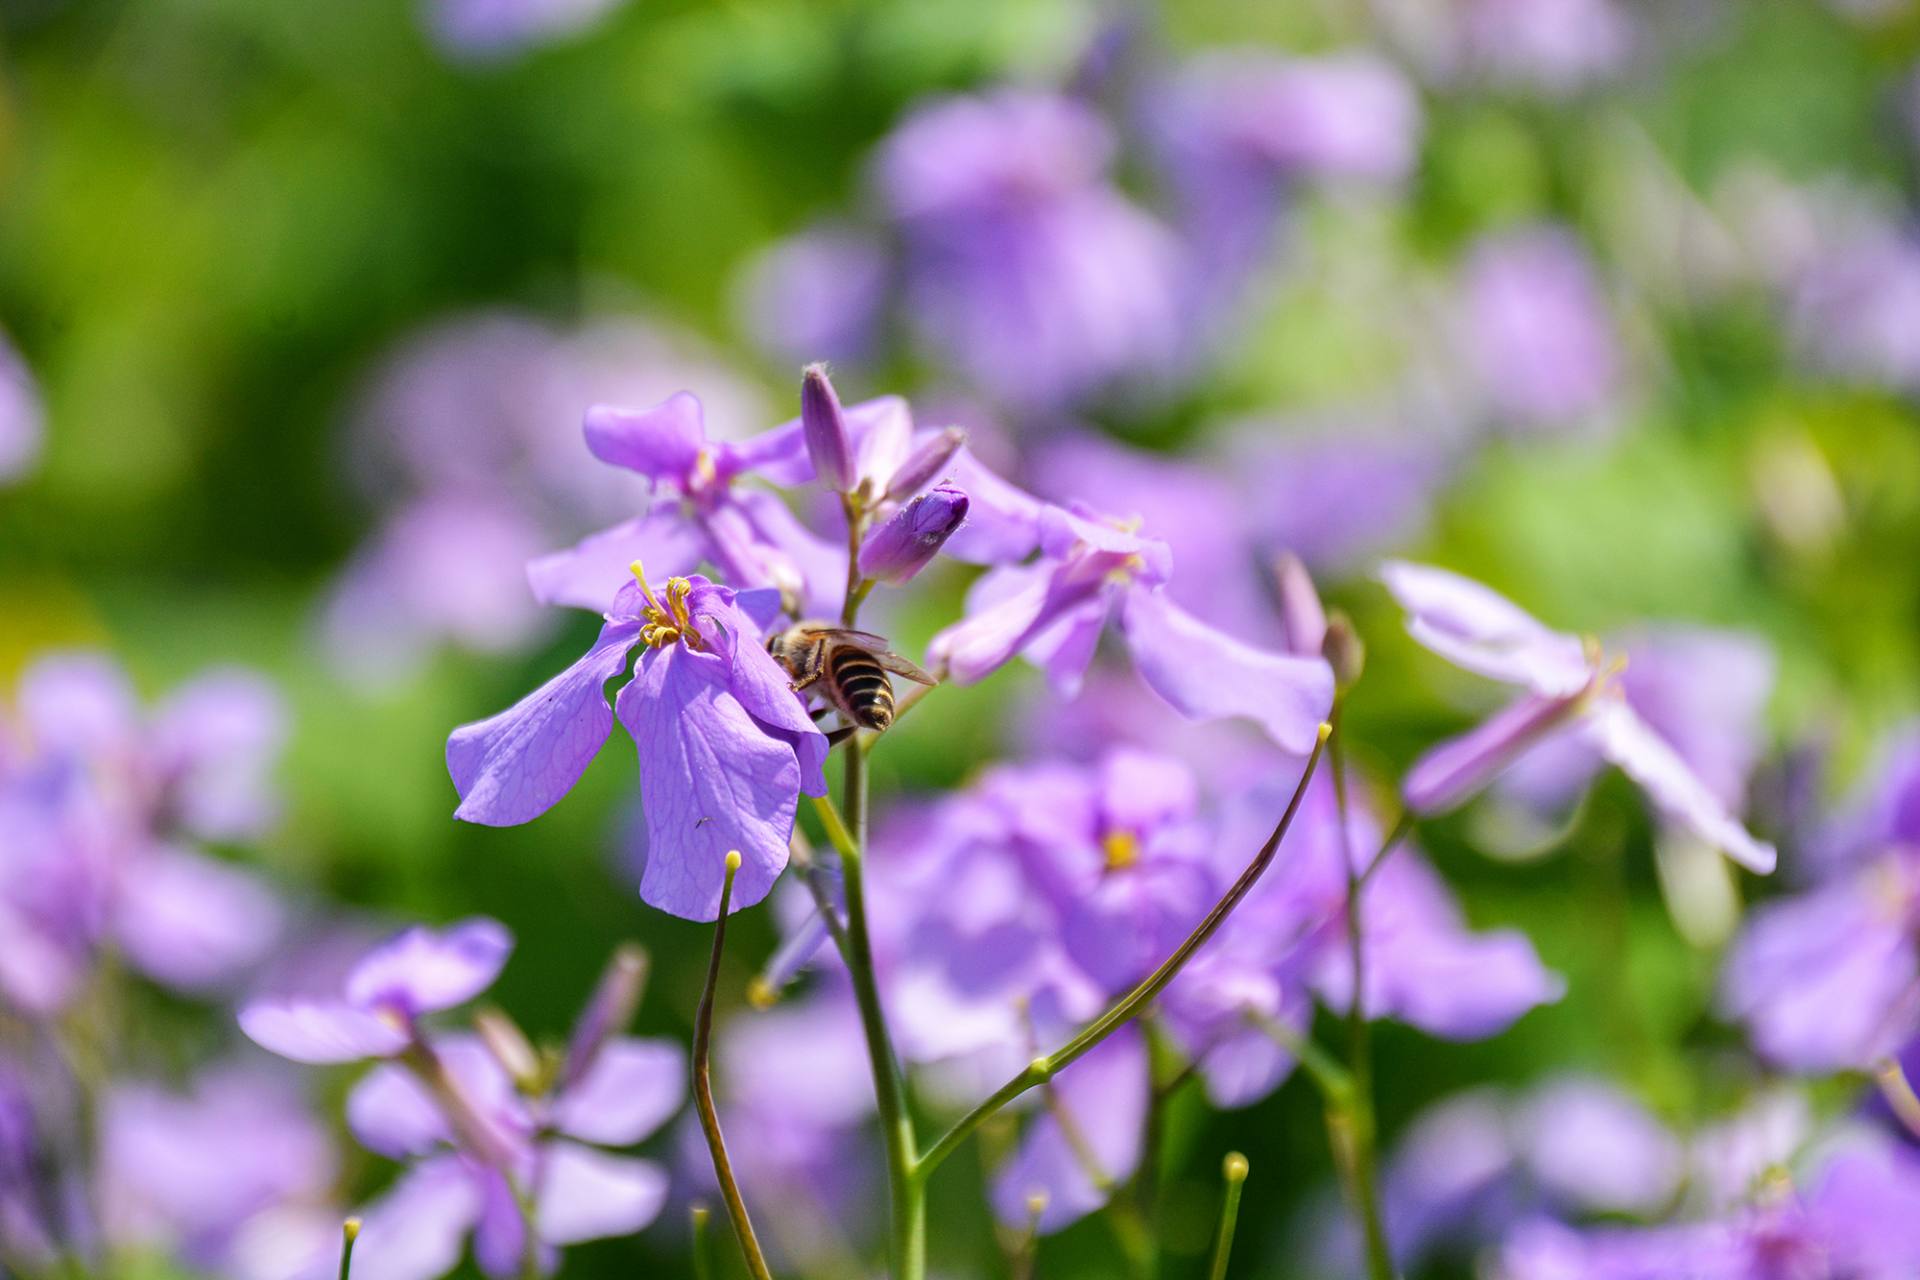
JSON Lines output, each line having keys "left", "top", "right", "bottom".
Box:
{"left": 619, "top": 646, "right": 799, "bottom": 919}
{"left": 151, "top": 670, "right": 288, "bottom": 842}
{"left": 1378, "top": 560, "right": 1593, "bottom": 696}
{"left": 447, "top": 618, "right": 640, "bottom": 826}
{"left": 1403, "top": 693, "right": 1584, "bottom": 815}
{"left": 0, "top": 330, "right": 44, "bottom": 484}
{"left": 939, "top": 445, "right": 1048, "bottom": 565}
{"left": 534, "top": 1143, "right": 668, "bottom": 1244}
{"left": 346, "top": 918, "right": 513, "bottom": 1015}
{"left": 1515, "top": 1077, "right": 1682, "bottom": 1216}
{"left": 238, "top": 1000, "right": 410, "bottom": 1064}
{"left": 552, "top": 1038, "right": 684, "bottom": 1146}
{"left": 990, "top": 1027, "right": 1149, "bottom": 1233}
{"left": 1120, "top": 589, "right": 1334, "bottom": 755}
{"left": 14, "top": 652, "right": 141, "bottom": 759}
{"left": 347, "top": 1156, "right": 480, "bottom": 1280}
{"left": 685, "top": 585, "right": 827, "bottom": 797}
{"left": 112, "top": 847, "right": 284, "bottom": 992}
{"left": 347, "top": 1064, "right": 450, "bottom": 1159}
{"left": 1022, "top": 595, "right": 1112, "bottom": 698}
{"left": 929, "top": 563, "right": 1096, "bottom": 685}
{"left": 526, "top": 511, "right": 708, "bottom": 612}
{"left": 1581, "top": 698, "right": 1776, "bottom": 873}
{"left": 582, "top": 393, "right": 707, "bottom": 481}
{"left": 470, "top": 1165, "right": 528, "bottom": 1280}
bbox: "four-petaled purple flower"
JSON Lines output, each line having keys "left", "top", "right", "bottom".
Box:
{"left": 447, "top": 567, "right": 826, "bottom": 919}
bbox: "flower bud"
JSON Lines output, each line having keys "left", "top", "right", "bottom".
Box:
{"left": 801, "top": 363, "right": 856, "bottom": 492}
{"left": 561, "top": 943, "right": 648, "bottom": 1089}
{"left": 1274, "top": 552, "right": 1326, "bottom": 657}
{"left": 474, "top": 1007, "right": 542, "bottom": 1092}
{"left": 858, "top": 483, "right": 969, "bottom": 585}
{"left": 1322, "top": 609, "right": 1365, "bottom": 691}
{"left": 884, "top": 426, "right": 966, "bottom": 501}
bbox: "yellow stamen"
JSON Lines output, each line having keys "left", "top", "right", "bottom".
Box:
{"left": 1102, "top": 829, "right": 1140, "bottom": 872}
{"left": 691, "top": 447, "right": 718, "bottom": 491}
{"left": 629, "top": 560, "right": 667, "bottom": 616}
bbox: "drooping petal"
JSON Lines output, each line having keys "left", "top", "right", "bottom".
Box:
{"left": 1021, "top": 594, "right": 1112, "bottom": 698}
{"left": 1120, "top": 589, "right": 1334, "bottom": 755}
{"left": 619, "top": 646, "right": 800, "bottom": 920}
{"left": 347, "top": 1064, "right": 450, "bottom": 1159}
{"left": 534, "top": 1143, "right": 669, "bottom": 1244}
{"left": 348, "top": 1156, "right": 481, "bottom": 1280}
{"left": 551, "top": 1038, "right": 684, "bottom": 1146}
{"left": 940, "top": 445, "right": 1048, "bottom": 565}
{"left": 525, "top": 511, "right": 707, "bottom": 612}
{"left": 685, "top": 584, "right": 827, "bottom": 797}
{"left": 1403, "top": 693, "right": 1583, "bottom": 815}
{"left": 446, "top": 619, "right": 641, "bottom": 826}
{"left": 113, "top": 847, "right": 284, "bottom": 992}
{"left": 1581, "top": 697, "right": 1777, "bottom": 873}
{"left": 582, "top": 394, "right": 707, "bottom": 482}
{"left": 1378, "top": 560, "right": 1593, "bottom": 696}
{"left": 346, "top": 918, "right": 514, "bottom": 1015}
{"left": 238, "top": 1000, "right": 410, "bottom": 1064}
{"left": 929, "top": 562, "right": 1105, "bottom": 685}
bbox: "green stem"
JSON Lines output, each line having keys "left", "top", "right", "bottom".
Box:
{"left": 913, "top": 723, "right": 1332, "bottom": 1183}
{"left": 690, "top": 1205, "right": 715, "bottom": 1280}
{"left": 1207, "top": 1154, "right": 1249, "bottom": 1280}
{"left": 1328, "top": 710, "right": 1394, "bottom": 1280}
{"left": 692, "top": 855, "right": 775, "bottom": 1280}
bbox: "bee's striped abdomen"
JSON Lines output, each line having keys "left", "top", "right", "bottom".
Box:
{"left": 831, "top": 647, "right": 895, "bottom": 729}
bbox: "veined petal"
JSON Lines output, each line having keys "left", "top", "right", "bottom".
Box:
{"left": 552, "top": 1038, "right": 685, "bottom": 1146}
{"left": 534, "top": 1143, "right": 669, "bottom": 1244}
{"left": 1379, "top": 560, "right": 1593, "bottom": 696}
{"left": 687, "top": 587, "right": 828, "bottom": 796}
{"left": 1120, "top": 589, "right": 1333, "bottom": 755}
{"left": 1403, "top": 693, "right": 1583, "bottom": 815}
{"left": 346, "top": 918, "right": 513, "bottom": 1015}
{"left": 447, "top": 619, "right": 641, "bottom": 826}
{"left": 526, "top": 511, "right": 707, "bottom": 612}
{"left": 1582, "top": 697, "right": 1777, "bottom": 874}
{"left": 619, "top": 647, "right": 800, "bottom": 920}
{"left": 238, "top": 999, "right": 409, "bottom": 1064}
{"left": 583, "top": 393, "right": 707, "bottom": 481}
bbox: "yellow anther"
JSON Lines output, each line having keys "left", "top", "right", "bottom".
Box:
{"left": 691, "top": 447, "right": 718, "bottom": 490}
{"left": 1102, "top": 829, "right": 1140, "bottom": 872}
{"left": 629, "top": 560, "right": 667, "bottom": 616}
{"left": 746, "top": 977, "right": 778, "bottom": 1009}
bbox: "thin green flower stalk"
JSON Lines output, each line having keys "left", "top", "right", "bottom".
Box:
{"left": 692, "top": 852, "right": 775, "bottom": 1280}
{"left": 1208, "top": 1153, "right": 1249, "bottom": 1280}
{"left": 337, "top": 1217, "right": 361, "bottom": 1280}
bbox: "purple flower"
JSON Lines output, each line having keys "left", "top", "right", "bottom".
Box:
{"left": 0, "top": 328, "right": 44, "bottom": 485}
{"left": 525, "top": 393, "right": 840, "bottom": 615}
{"left": 239, "top": 918, "right": 512, "bottom": 1064}
{"left": 733, "top": 225, "right": 891, "bottom": 369}
{"left": 446, "top": 570, "right": 826, "bottom": 919}
{"left": 871, "top": 90, "right": 1186, "bottom": 411}
{"left": 1382, "top": 561, "right": 1776, "bottom": 874}
{"left": 1788, "top": 229, "right": 1920, "bottom": 394}
{"left": 425, "top": 0, "right": 629, "bottom": 62}
{"left": 1453, "top": 0, "right": 1635, "bottom": 95}
{"left": 929, "top": 504, "right": 1334, "bottom": 755}
{"left": 1455, "top": 226, "right": 1623, "bottom": 435}
{"left": 799, "top": 364, "right": 857, "bottom": 493}
{"left": 857, "top": 482, "right": 969, "bottom": 585}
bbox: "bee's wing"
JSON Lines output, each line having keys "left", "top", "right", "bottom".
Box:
{"left": 811, "top": 628, "right": 896, "bottom": 653}
{"left": 873, "top": 651, "right": 937, "bottom": 686}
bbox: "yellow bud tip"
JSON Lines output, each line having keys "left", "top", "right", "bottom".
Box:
{"left": 746, "top": 977, "right": 777, "bottom": 1009}
{"left": 1024, "top": 1190, "right": 1049, "bottom": 1217}
{"left": 342, "top": 1217, "right": 362, "bottom": 1242}
{"left": 725, "top": 849, "right": 742, "bottom": 873}
{"left": 690, "top": 1203, "right": 711, "bottom": 1226}
{"left": 1223, "top": 1152, "right": 1250, "bottom": 1183}
{"left": 1317, "top": 720, "right": 1333, "bottom": 743}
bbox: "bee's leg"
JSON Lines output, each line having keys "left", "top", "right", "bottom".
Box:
{"left": 789, "top": 669, "right": 823, "bottom": 693}
{"left": 807, "top": 706, "right": 833, "bottom": 723}
{"left": 824, "top": 725, "right": 859, "bottom": 748}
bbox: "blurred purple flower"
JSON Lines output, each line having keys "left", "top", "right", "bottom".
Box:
{"left": 425, "top": 0, "right": 629, "bottom": 63}
{"left": 1456, "top": 226, "right": 1624, "bottom": 436}
{"left": 0, "top": 328, "right": 44, "bottom": 485}
{"left": 1788, "top": 229, "right": 1920, "bottom": 394}
{"left": 930, "top": 503, "right": 1333, "bottom": 754}
{"left": 446, "top": 572, "right": 826, "bottom": 919}
{"left": 240, "top": 918, "right": 511, "bottom": 1064}
{"left": 1383, "top": 561, "right": 1776, "bottom": 873}
{"left": 733, "top": 225, "right": 892, "bottom": 369}
{"left": 1456, "top": 0, "right": 1636, "bottom": 95}
{"left": 871, "top": 89, "right": 1186, "bottom": 412}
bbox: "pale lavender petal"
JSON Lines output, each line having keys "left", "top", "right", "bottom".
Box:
{"left": 990, "top": 1027, "right": 1148, "bottom": 1233}
{"left": 446, "top": 619, "right": 640, "bottom": 826}
{"left": 929, "top": 564, "right": 1095, "bottom": 685}
{"left": 15, "top": 652, "right": 141, "bottom": 759}
{"left": 1582, "top": 698, "right": 1777, "bottom": 873}
{"left": 1515, "top": 1077, "right": 1682, "bottom": 1216}
{"left": 113, "top": 847, "right": 284, "bottom": 992}
{"left": 525, "top": 511, "right": 708, "bottom": 612}
{"left": 939, "top": 445, "right": 1048, "bottom": 565}
{"left": 534, "top": 1143, "right": 668, "bottom": 1243}
{"left": 1378, "top": 560, "right": 1593, "bottom": 696}
{"left": 1404, "top": 693, "right": 1583, "bottom": 815}
{"left": 1099, "top": 749, "right": 1198, "bottom": 834}
{"left": 1120, "top": 589, "right": 1333, "bottom": 755}
{"left": 552, "top": 1038, "right": 684, "bottom": 1146}
{"left": 620, "top": 646, "right": 798, "bottom": 920}
{"left": 1022, "top": 595, "right": 1112, "bottom": 698}
{"left": 151, "top": 671, "right": 287, "bottom": 842}
{"left": 470, "top": 1166, "right": 527, "bottom": 1280}
{"left": 582, "top": 393, "right": 706, "bottom": 482}
{"left": 346, "top": 918, "right": 513, "bottom": 1015}
{"left": 238, "top": 1000, "right": 410, "bottom": 1064}
{"left": 347, "top": 1064, "right": 450, "bottom": 1159}
{"left": 0, "top": 331, "right": 44, "bottom": 484}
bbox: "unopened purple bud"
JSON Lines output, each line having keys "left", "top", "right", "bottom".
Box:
{"left": 885, "top": 426, "right": 967, "bottom": 501}
{"left": 1323, "top": 610, "right": 1365, "bottom": 691}
{"left": 561, "top": 943, "right": 649, "bottom": 1089}
{"left": 801, "top": 363, "right": 857, "bottom": 492}
{"left": 1274, "top": 552, "right": 1326, "bottom": 657}
{"left": 859, "top": 483, "right": 969, "bottom": 585}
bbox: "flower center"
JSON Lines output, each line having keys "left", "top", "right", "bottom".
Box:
{"left": 629, "top": 561, "right": 701, "bottom": 650}
{"left": 1102, "top": 829, "right": 1140, "bottom": 872}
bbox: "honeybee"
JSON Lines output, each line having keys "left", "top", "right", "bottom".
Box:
{"left": 768, "top": 622, "right": 936, "bottom": 733}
